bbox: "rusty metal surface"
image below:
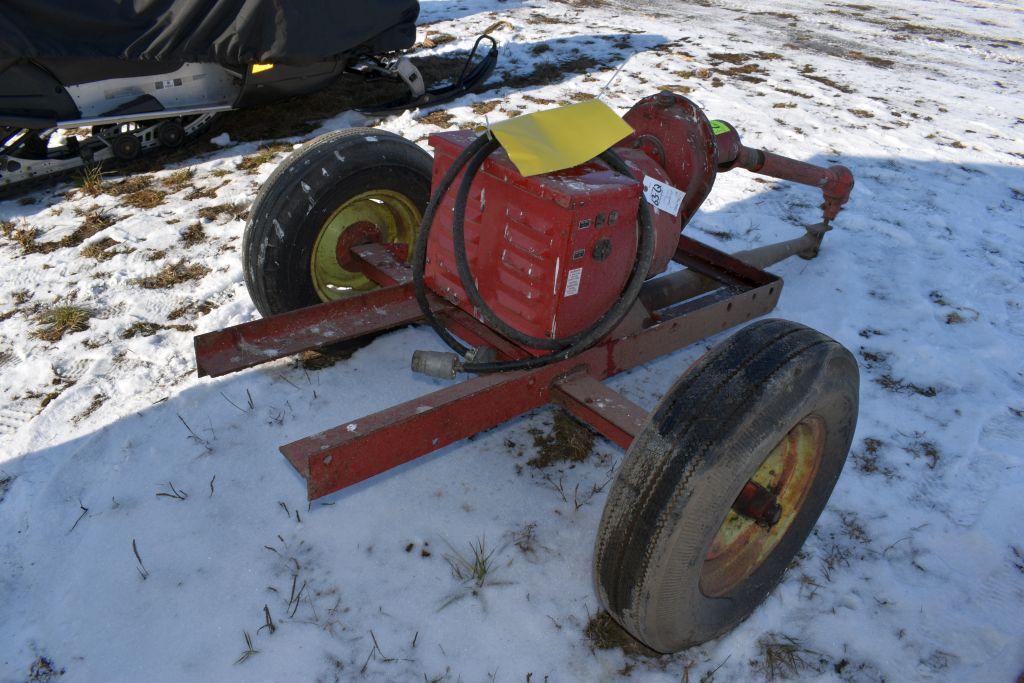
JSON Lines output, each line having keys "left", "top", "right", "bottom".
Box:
{"left": 730, "top": 146, "right": 854, "bottom": 222}
{"left": 194, "top": 283, "right": 430, "bottom": 378}
{"left": 282, "top": 271, "right": 781, "bottom": 500}
{"left": 701, "top": 415, "right": 826, "bottom": 597}
{"left": 551, "top": 372, "right": 650, "bottom": 450}
{"left": 348, "top": 242, "right": 412, "bottom": 286}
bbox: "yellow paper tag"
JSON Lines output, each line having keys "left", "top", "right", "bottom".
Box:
{"left": 489, "top": 99, "right": 634, "bottom": 177}
{"left": 251, "top": 63, "right": 274, "bottom": 74}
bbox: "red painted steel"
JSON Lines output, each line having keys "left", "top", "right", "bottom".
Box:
{"left": 282, "top": 255, "right": 782, "bottom": 501}
{"left": 550, "top": 372, "right": 649, "bottom": 450}
{"left": 622, "top": 93, "right": 719, "bottom": 229}
{"left": 194, "top": 282, "right": 428, "bottom": 378}
{"left": 425, "top": 130, "right": 646, "bottom": 343}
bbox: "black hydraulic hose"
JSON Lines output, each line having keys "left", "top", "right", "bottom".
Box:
{"left": 412, "top": 132, "right": 655, "bottom": 373}
{"left": 411, "top": 136, "right": 489, "bottom": 358}
{"left": 452, "top": 137, "right": 569, "bottom": 351}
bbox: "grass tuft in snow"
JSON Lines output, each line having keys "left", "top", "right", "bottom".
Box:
{"left": 155, "top": 481, "right": 188, "bottom": 501}
{"left": 130, "top": 261, "right": 210, "bottom": 289}
{"left": 32, "top": 304, "right": 91, "bottom": 342}
{"left": 162, "top": 167, "right": 196, "bottom": 193}
{"left": 27, "top": 655, "right": 65, "bottom": 682}
{"left": 179, "top": 222, "right": 206, "bottom": 247}
{"left": 0, "top": 472, "right": 14, "bottom": 504}
{"left": 528, "top": 410, "right": 595, "bottom": 467}
{"left": 99, "top": 173, "right": 167, "bottom": 208}
{"left": 122, "top": 188, "right": 167, "bottom": 209}
{"left": 197, "top": 201, "right": 249, "bottom": 222}
{"left": 440, "top": 536, "right": 512, "bottom": 610}
{"left": 132, "top": 538, "right": 149, "bottom": 580}
{"left": 445, "top": 536, "right": 500, "bottom": 587}
{"left": 8, "top": 208, "right": 117, "bottom": 256}
{"left": 584, "top": 612, "right": 658, "bottom": 657}
{"left": 237, "top": 143, "right": 292, "bottom": 173}
{"left": 80, "top": 237, "right": 123, "bottom": 261}
{"left": 234, "top": 631, "right": 260, "bottom": 665}
{"left": 74, "top": 164, "right": 105, "bottom": 196}
{"left": 102, "top": 174, "right": 153, "bottom": 197}
{"left": 750, "top": 633, "right": 823, "bottom": 681}
{"left": 75, "top": 393, "right": 107, "bottom": 423}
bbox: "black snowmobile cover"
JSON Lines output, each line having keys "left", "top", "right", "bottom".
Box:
{"left": 0, "top": 0, "right": 420, "bottom": 65}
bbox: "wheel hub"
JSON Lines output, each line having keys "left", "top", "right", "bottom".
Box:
{"left": 700, "top": 415, "right": 826, "bottom": 597}
{"left": 310, "top": 189, "right": 422, "bottom": 301}
{"left": 334, "top": 221, "right": 383, "bottom": 270}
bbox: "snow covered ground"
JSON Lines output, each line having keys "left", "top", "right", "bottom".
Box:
{"left": 2, "top": 0, "right": 1023, "bottom": 680}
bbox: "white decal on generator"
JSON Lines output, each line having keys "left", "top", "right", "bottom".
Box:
{"left": 564, "top": 267, "right": 583, "bottom": 297}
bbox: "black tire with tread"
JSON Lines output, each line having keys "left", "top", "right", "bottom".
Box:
{"left": 242, "top": 127, "right": 433, "bottom": 316}
{"left": 594, "top": 318, "right": 859, "bottom": 653}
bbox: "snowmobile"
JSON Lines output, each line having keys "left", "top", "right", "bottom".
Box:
{"left": 0, "top": 0, "right": 497, "bottom": 192}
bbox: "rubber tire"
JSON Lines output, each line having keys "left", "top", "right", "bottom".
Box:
{"left": 242, "top": 127, "right": 433, "bottom": 316}
{"left": 593, "top": 318, "right": 859, "bottom": 653}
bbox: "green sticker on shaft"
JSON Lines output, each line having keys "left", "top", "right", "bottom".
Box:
{"left": 710, "top": 120, "right": 731, "bottom": 135}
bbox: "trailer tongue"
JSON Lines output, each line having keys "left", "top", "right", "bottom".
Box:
{"left": 194, "top": 92, "right": 858, "bottom": 653}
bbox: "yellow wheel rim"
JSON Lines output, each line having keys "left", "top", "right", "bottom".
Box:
{"left": 700, "top": 415, "right": 826, "bottom": 597}
{"left": 310, "top": 189, "right": 422, "bottom": 301}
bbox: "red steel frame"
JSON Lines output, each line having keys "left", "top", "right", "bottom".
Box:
{"left": 195, "top": 236, "right": 783, "bottom": 501}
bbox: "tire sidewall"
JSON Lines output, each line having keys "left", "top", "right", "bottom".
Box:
{"left": 594, "top": 320, "right": 860, "bottom": 654}
{"left": 641, "top": 345, "right": 858, "bottom": 651}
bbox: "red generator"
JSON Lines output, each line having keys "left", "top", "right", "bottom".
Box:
{"left": 422, "top": 95, "right": 851, "bottom": 348}
{"left": 426, "top": 130, "right": 677, "bottom": 343}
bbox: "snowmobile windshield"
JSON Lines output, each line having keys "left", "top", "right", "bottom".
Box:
{"left": 0, "top": 0, "right": 419, "bottom": 65}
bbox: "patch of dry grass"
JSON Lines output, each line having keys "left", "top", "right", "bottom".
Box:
{"left": 296, "top": 343, "right": 357, "bottom": 371}
{"left": 584, "top": 612, "right": 659, "bottom": 657}
{"left": 8, "top": 208, "right": 117, "bottom": 255}
{"left": 197, "top": 202, "right": 249, "bottom": 222}
{"left": 180, "top": 223, "right": 206, "bottom": 247}
{"left": 799, "top": 65, "right": 856, "bottom": 94}
{"left": 162, "top": 167, "right": 196, "bottom": 192}
{"left": 103, "top": 174, "right": 154, "bottom": 197}
{"left": 184, "top": 181, "right": 227, "bottom": 201}
{"left": 74, "top": 165, "right": 105, "bottom": 196}
{"left": 120, "top": 320, "right": 195, "bottom": 338}
{"left": 122, "top": 188, "right": 167, "bottom": 209}
{"left": 419, "top": 110, "right": 457, "bottom": 128}
{"left": 2, "top": 223, "right": 39, "bottom": 253}
{"left": 76, "top": 393, "right": 107, "bottom": 422}
{"left": 167, "top": 299, "right": 217, "bottom": 320}
{"left": 216, "top": 53, "right": 472, "bottom": 141}
{"left": 528, "top": 410, "right": 595, "bottom": 468}
{"left": 80, "top": 237, "right": 123, "bottom": 261}
{"left": 750, "top": 633, "right": 823, "bottom": 680}
{"left": 471, "top": 100, "right": 500, "bottom": 115}
{"left": 131, "top": 261, "right": 210, "bottom": 289}
{"left": 504, "top": 55, "right": 603, "bottom": 89}
{"left": 237, "top": 143, "right": 292, "bottom": 173}
{"left": 418, "top": 32, "right": 457, "bottom": 49}
{"left": 33, "top": 304, "right": 92, "bottom": 342}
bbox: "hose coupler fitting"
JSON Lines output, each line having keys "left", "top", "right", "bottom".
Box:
{"left": 411, "top": 350, "right": 462, "bottom": 379}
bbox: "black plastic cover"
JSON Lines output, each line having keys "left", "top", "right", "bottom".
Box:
{"left": 0, "top": 60, "right": 79, "bottom": 127}
{"left": 0, "top": 0, "right": 419, "bottom": 66}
